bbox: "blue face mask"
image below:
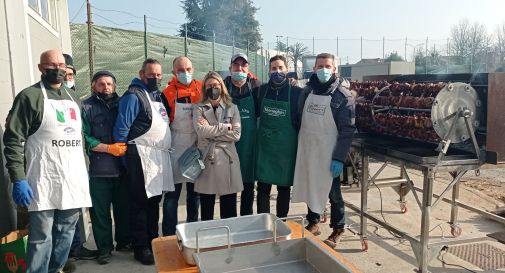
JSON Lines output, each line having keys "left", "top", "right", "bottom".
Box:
{"left": 269, "top": 71, "right": 287, "bottom": 85}
{"left": 177, "top": 72, "right": 193, "bottom": 85}
{"left": 231, "top": 71, "right": 248, "bottom": 81}
{"left": 316, "top": 68, "right": 333, "bottom": 83}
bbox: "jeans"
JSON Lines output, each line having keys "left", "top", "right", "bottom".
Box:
{"left": 200, "top": 193, "right": 237, "bottom": 221}
{"left": 70, "top": 220, "right": 81, "bottom": 251}
{"left": 27, "top": 209, "right": 80, "bottom": 273}
{"left": 306, "top": 177, "right": 345, "bottom": 229}
{"left": 162, "top": 182, "right": 200, "bottom": 236}
{"left": 256, "top": 182, "right": 291, "bottom": 218}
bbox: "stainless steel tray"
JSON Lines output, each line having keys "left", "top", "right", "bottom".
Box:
{"left": 193, "top": 237, "right": 357, "bottom": 273}
{"left": 175, "top": 213, "right": 293, "bottom": 265}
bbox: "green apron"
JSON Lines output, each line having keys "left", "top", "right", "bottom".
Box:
{"left": 255, "top": 84, "right": 298, "bottom": 186}
{"left": 231, "top": 82, "right": 257, "bottom": 184}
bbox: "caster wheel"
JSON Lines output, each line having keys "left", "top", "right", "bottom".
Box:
{"left": 361, "top": 239, "right": 369, "bottom": 252}
{"left": 451, "top": 226, "right": 462, "bottom": 237}
{"left": 400, "top": 203, "right": 408, "bottom": 214}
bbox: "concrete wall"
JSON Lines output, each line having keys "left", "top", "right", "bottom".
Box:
{"left": 340, "top": 61, "right": 416, "bottom": 81}
{"left": 0, "top": 0, "right": 71, "bottom": 237}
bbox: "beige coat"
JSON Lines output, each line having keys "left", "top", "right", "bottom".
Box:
{"left": 193, "top": 101, "right": 243, "bottom": 195}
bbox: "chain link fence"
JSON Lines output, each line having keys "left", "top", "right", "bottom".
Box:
{"left": 70, "top": 23, "right": 269, "bottom": 99}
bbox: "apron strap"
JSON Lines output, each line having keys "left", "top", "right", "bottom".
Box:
{"left": 40, "top": 81, "right": 75, "bottom": 102}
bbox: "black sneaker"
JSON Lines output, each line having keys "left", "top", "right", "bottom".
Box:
{"left": 69, "top": 246, "right": 98, "bottom": 260}
{"left": 134, "top": 248, "right": 154, "bottom": 265}
{"left": 97, "top": 253, "right": 112, "bottom": 265}
{"left": 115, "top": 243, "right": 133, "bottom": 252}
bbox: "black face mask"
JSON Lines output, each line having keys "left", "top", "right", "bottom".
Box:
{"left": 146, "top": 77, "right": 161, "bottom": 91}
{"left": 205, "top": 87, "right": 221, "bottom": 100}
{"left": 43, "top": 68, "right": 66, "bottom": 84}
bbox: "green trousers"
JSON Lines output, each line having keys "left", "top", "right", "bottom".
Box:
{"left": 89, "top": 176, "right": 130, "bottom": 255}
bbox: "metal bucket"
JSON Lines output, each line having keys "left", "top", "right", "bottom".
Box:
{"left": 175, "top": 214, "right": 293, "bottom": 265}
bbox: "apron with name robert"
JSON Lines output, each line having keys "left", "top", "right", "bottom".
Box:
{"left": 230, "top": 81, "right": 256, "bottom": 184}
{"left": 292, "top": 91, "right": 338, "bottom": 214}
{"left": 25, "top": 82, "right": 91, "bottom": 211}
{"left": 170, "top": 86, "right": 197, "bottom": 184}
{"left": 130, "top": 90, "right": 174, "bottom": 198}
{"left": 255, "top": 84, "right": 297, "bottom": 186}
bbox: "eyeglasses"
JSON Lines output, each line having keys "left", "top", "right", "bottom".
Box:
{"left": 232, "top": 62, "right": 248, "bottom": 68}
{"left": 41, "top": 63, "right": 67, "bottom": 69}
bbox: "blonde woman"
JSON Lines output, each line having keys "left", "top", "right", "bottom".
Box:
{"left": 193, "top": 71, "right": 243, "bottom": 220}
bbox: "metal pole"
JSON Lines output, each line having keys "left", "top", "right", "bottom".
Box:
{"left": 86, "top": 0, "right": 94, "bottom": 84}
{"left": 425, "top": 37, "right": 428, "bottom": 74}
{"left": 246, "top": 38, "right": 249, "bottom": 56}
{"left": 184, "top": 23, "right": 188, "bottom": 57}
{"left": 336, "top": 36, "right": 339, "bottom": 57}
{"left": 360, "top": 36, "right": 363, "bottom": 61}
{"left": 212, "top": 31, "right": 216, "bottom": 70}
{"left": 405, "top": 37, "right": 407, "bottom": 61}
{"left": 312, "top": 36, "right": 315, "bottom": 55}
{"left": 143, "top": 15, "right": 147, "bottom": 60}
{"left": 447, "top": 38, "right": 450, "bottom": 56}
{"left": 286, "top": 36, "right": 289, "bottom": 58}
{"left": 232, "top": 36, "right": 235, "bottom": 57}
{"left": 382, "top": 37, "right": 385, "bottom": 60}
{"left": 261, "top": 46, "right": 264, "bottom": 82}
{"left": 255, "top": 50, "right": 258, "bottom": 78}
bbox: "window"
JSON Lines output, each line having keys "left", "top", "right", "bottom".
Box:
{"left": 27, "top": 0, "right": 59, "bottom": 31}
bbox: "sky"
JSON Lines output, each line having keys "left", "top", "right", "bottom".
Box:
{"left": 68, "top": 0, "right": 505, "bottom": 64}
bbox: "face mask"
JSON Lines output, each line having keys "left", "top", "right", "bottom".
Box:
{"left": 146, "top": 77, "right": 161, "bottom": 91}
{"left": 316, "top": 68, "right": 333, "bottom": 83}
{"left": 43, "top": 68, "right": 66, "bottom": 84}
{"left": 231, "top": 71, "right": 247, "bottom": 82}
{"left": 206, "top": 87, "right": 221, "bottom": 100}
{"left": 64, "top": 80, "right": 75, "bottom": 89}
{"left": 177, "top": 72, "right": 193, "bottom": 86}
{"left": 269, "top": 71, "right": 287, "bottom": 85}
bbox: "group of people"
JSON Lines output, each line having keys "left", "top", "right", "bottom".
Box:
{"left": 3, "top": 48, "right": 355, "bottom": 273}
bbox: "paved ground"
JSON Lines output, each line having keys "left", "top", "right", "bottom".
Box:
{"left": 72, "top": 162, "right": 505, "bottom": 273}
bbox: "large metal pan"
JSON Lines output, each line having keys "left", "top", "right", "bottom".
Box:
{"left": 193, "top": 218, "right": 357, "bottom": 273}
{"left": 175, "top": 213, "right": 293, "bottom": 265}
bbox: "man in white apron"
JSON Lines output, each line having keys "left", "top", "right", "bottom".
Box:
{"left": 160, "top": 56, "right": 201, "bottom": 236}
{"left": 4, "top": 49, "right": 91, "bottom": 273}
{"left": 113, "top": 58, "right": 174, "bottom": 265}
{"left": 292, "top": 53, "right": 356, "bottom": 249}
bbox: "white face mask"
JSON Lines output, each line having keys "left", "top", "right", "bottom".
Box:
{"left": 64, "top": 80, "right": 75, "bottom": 89}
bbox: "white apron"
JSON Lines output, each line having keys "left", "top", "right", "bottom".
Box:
{"left": 170, "top": 87, "right": 198, "bottom": 184}
{"left": 25, "top": 82, "right": 91, "bottom": 212}
{"left": 130, "top": 90, "right": 174, "bottom": 198}
{"left": 292, "top": 91, "right": 338, "bottom": 214}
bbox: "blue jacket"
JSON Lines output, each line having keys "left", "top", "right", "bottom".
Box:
{"left": 113, "top": 78, "right": 167, "bottom": 143}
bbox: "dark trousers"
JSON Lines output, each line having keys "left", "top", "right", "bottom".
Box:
{"left": 256, "top": 182, "right": 291, "bottom": 218}
{"left": 200, "top": 193, "right": 237, "bottom": 221}
{"left": 127, "top": 154, "right": 162, "bottom": 249}
{"left": 162, "top": 182, "right": 200, "bottom": 236}
{"left": 89, "top": 176, "right": 131, "bottom": 255}
{"left": 240, "top": 183, "right": 255, "bottom": 216}
{"left": 306, "top": 177, "right": 345, "bottom": 229}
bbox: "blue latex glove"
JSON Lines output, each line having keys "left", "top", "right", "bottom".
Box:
{"left": 12, "top": 179, "right": 33, "bottom": 207}
{"left": 330, "top": 160, "right": 344, "bottom": 178}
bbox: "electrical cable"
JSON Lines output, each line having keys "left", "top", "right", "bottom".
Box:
{"left": 70, "top": 0, "right": 86, "bottom": 23}
{"left": 437, "top": 246, "right": 477, "bottom": 272}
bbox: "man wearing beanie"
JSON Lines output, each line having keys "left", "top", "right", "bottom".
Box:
{"left": 81, "top": 71, "right": 131, "bottom": 264}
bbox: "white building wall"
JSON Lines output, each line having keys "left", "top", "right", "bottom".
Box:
{"left": 0, "top": 0, "right": 71, "bottom": 236}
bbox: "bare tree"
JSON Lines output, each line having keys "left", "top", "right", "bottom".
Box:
{"left": 496, "top": 22, "right": 505, "bottom": 63}
{"left": 450, "top": 19, "right": 492, "bottom": 66}
{"left": 287, "top": 42, "right": 309, "bottom": 75}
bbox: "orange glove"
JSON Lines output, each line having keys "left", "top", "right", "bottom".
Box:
{"left": 107, "top": 142, "right": 127, "bottom": 157}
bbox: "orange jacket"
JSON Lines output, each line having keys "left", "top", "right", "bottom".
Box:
{"left": 162, "top": 76, "right": 202, "bottom": 122}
